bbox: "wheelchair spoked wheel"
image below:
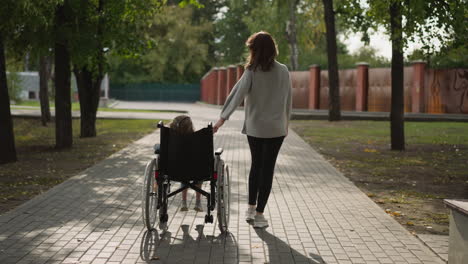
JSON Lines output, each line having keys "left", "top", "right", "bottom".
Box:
{"left": 142, "top": 158, "right": 158, "bottom": 230}
{"left": 217, "top": 162, "right": 230, "bottom": 233}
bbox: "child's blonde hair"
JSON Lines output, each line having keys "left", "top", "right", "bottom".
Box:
{"left": 170, "top": 115, "right": 194, "bottom": 135}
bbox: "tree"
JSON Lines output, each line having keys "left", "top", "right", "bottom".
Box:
{"left": 322, "top": 0, "right": 341, "bottom": 121}
{"left": 339, "top": 0, "right": 465, "bottom": 150}
{"left": 0, "top": 33, "right": 16, "bottom": 164}
{"left": 109, "top": 4, "right": 213, "bottom": 84}
{"left": 54, "top": 0, "right": 73, "bottom": 148}
{"left": 242, "top": 1, "right": 295, "bottom": 66}
{"left": 70, "top": 0, "right": 168, "bottom": 137}
{"left": 191, "top": 0, "right": 226, "bottom": 71}
{"left": 214, "top": 1, "right": 252, "bottom": 65}
{"left": 39, "top": 55, "right": 52, "bottom": 126}
{"left": 0, "top": 0, "right": 27, "bottom": 164}
{"left": 11, "top": 1, "right": 57, "bottom": 128}
{"left": 285, "top": 0, "right": 300, "bottom": 70}
{"left": 389, "top": 0, "right": 404, "bottom": 150}
{"left": 71, "top": 0, "right": 106, "bottom": 138}
{"left": 1, "top": 0, "right": 59, "bottom": 158}
{"left": 241, "top": 0, "right": 326, "bottom": 70}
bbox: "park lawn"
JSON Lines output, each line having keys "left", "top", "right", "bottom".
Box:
{"left": 291, "top": 120, "right": 468, "bottom": 235}
{"left": 0, "top": 117, "right": 163, "bottom": 215}
{"left": 12, "top": 101, "right": 186, "bottom": 113}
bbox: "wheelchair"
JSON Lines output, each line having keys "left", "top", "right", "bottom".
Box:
{"left": 142, "top": 121, "right": 230, "bottom": 233}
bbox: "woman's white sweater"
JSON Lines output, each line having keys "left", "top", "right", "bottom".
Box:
{"left": 220, "top": 61, "right": 292, "bottom": 138}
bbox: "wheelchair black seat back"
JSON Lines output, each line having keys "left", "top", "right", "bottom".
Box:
{"left": 159, "top": 124, "right": 214, "bottom": 183}
{"left": 142, "top": 121, "right": 230, "bottom": 233}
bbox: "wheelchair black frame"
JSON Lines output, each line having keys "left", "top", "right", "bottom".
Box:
{"left": 155, "top": 121, "right": 220, "bottom": 223}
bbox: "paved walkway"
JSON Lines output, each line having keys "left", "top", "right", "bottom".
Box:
{"left": 1, "top": 103, "right": 445, "bottom": 263}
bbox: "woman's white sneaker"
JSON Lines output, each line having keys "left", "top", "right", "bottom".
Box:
{"left": 245, "top": 207, "right": 256, "bottom": 222}
{"left": 254, "top": 214, "right": 268, "bottom": 228}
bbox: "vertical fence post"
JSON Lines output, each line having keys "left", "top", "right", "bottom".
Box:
{"left": 236, "top": 64, "right": 244, "bottom": 81}
{"left": 227, "top": 66, "right": 237, "bottom": 96}
{"left": 217, "top": 67, "right": 227, "bottom": 105}
{"left": 308, "top": 65, "right": 320, "bottom": 109}
{"left": 200, "top": 69, "right": 210, "bottom": 103}
{"left": 356, "top": 62, "right": 369, "bottom": 111}
{"left": 209, "top": 68, "right": 219, "bottom": 104}
{"left": 411, "top": 60, "right": 426, "bottom": 113}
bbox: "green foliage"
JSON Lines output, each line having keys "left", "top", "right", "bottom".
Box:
{"left": 408, "top": 42, "right": 468, "bottom": 69}
{"left": 178, "top": 0, "right": 205, "bottom": 8}
{"left": 6, "top": 72, "right": 23, "bottom": 103}
{"left": 214, "top": 1, "right": 252, "bottom": 65}
{"left": 69, "top": 0, "right": 166, "bottom": 74}
{"left": 105, "top": 0, "right": 398, "bottom": 84}
{"left": 337, "top": 0, "right": 466, "bottom": 55}
{"left": 215, "top": 0, "right": 387, "bottom": 70}
{"left": 339, "top": 46, "right": 390, "bottom": 68}
{"left": 109, "top": 5, "right": 212, "bottom": 84}
{"left": 241, "top": 1, "right": 291, "bottom": 65}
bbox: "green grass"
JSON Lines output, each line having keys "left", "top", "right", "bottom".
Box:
{"left": 12, "top": 101, "right": 46, "bottom": 107}
{"left": 1, "top": 117, "right": 166, "bottom": 214}
{"left": 293, "top": 120, "right": 468, "bottom": 145}
{"left": 292, "top": 120, "right": 468, "bottom": 235}
{"left": 14, "top": 118, "right": 160, "bottom": 146}
{"left": 12, "top": 101, "right": 186, "bottom": 113}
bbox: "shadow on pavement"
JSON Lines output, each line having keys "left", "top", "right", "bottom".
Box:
{"left": 254, "top": 228, "right": 326, "bottom": 264}
{"left": 140, "top": 224, "right": 238, "bottom": 263}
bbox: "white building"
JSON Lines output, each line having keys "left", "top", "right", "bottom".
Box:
{"left": 9, "top": 71, "right": 109, "bottom": 101}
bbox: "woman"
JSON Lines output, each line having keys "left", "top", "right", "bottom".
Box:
{"left": 213, "top": 31, "right": 292, "bottom": 228}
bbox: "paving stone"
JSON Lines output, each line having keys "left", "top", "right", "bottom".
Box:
{"left": 0, "top": 103, "right": 446, "bottom": 263}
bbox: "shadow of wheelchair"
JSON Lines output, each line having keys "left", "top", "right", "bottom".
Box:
{"left": 140, "top": 224, "right": 237, "bottom": 263}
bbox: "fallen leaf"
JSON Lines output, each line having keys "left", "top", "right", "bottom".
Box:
{"left": 364, "top": 148, "right": 377, "bottom": 153}
{"left": 392, "top": 211, "right": 402, "bottom": 217}
{"left": 406, "top": 221, "right": 414, "bottom": 226}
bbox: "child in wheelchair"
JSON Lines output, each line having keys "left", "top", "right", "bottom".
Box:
{"left": 169, "top": 115, "right": 203, "bottom": 212}
{"left": 143, "top": 117, "right": 230, "bottom": 232}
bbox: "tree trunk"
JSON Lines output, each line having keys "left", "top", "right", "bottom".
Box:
{"left": 0, "top": 33, "right": 17, "bottom": 164}
{"left": 74, "top": 66, "right": 102, "bottom": 137}
{"left": 74, "top": 0, "right": 104, "bottom": 138}
{"left": 54, "top": 2, "right": 73, "bottom": 149}
{"left": 322, "top": 0, "right": 341, "bottom": 121}
{"left": 39, "top": 56, "right": 51, "bottom": 126}
{"left": 390, "top": 1, "right": 405, "bottom": 150}
{"left": 286, "top": 0, "right": 299, "bottom": 70}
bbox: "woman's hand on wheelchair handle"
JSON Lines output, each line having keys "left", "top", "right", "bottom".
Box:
{"left": 213, "top": 118, "right": 225, "bottom": 134}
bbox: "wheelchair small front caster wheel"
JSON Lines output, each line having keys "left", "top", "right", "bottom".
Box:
{"left": 205, "top": 215, "right": 213, "bottom": 223}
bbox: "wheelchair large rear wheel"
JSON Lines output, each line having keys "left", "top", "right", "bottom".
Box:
{"left": 217, "top": 162, "right": 230, "bottom": 233}
{"left": 142, "top": 158, "right": 158, "bottom": 230}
